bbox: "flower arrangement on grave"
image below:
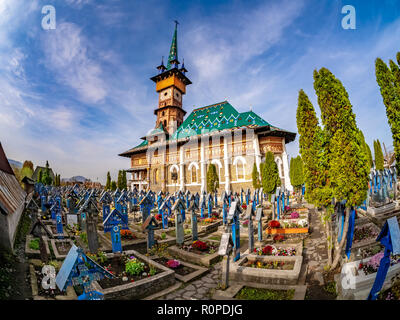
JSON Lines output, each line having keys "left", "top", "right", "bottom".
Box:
{"left": 166, "top": 259, "right": 181, "bottom": 269}
{"left": 125, "top": 256, "right": 145, "bottom": 276}
{"left": 253, "top": 245, "right": 297, "bottom": 256}
{"left": 155, "top": 214, "right": 162, "bottom": 221}
{"left": 354, "top": 225, "right": 378, "bottom": 243}
{"left": 290, "top": 212, "right": 299, "bottom": 219}
{"left": 273, "top": 234, "right": 285, "bottom": 242}
{"left": 242, "top": 204, "right": 247, "bottom": 210}
{"left": 192, "top": 240, "right": 208, "bottom": 251}
{"left": 200, "top": 217, "right": 218, "bottom": 224}
{"left": 358, "top": 252, "right": 400, "bottom": 275}
{"left": 284, "top": 206, "right": 291, "bottom": 213}
{"left": 211, "top": 212, "right": 219, "bottom": 218}
{"left": 242, "top": 220, "right": 249, "bottom": 228}
{"left": 249, "top": 260, "right": 288, "bottom": 270}
{"left": 120, "top": 229, "right": 136, "bottom": 240}
{"left": 268, "top": 220, "right": 281, "bottom": 229}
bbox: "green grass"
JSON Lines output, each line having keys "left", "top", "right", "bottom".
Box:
{"left": 324, "top": 281, "right": 337, "bottom": 297}
{"left": 235, "top": 287, "right": 295, "bottom": 300}
{"left": 29, "top": 238, "right": 40, "bottom": 250}
{"left": 14, "top": 212, "right": 31, "bottom": 249}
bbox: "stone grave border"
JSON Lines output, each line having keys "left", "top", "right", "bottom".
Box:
{"left": 91, "top": 249, "right": 175, "bottom": 300}
{"left": 351, "top": 222, "right": 381, "bottom": 250}
{"left": 167, "top": 239, "right": 221, "bottom": 267}
{"left": 49, "top": 238, "right": 75, "bottom": 260}
{"left": 212, "top": 283, "right": 307, "bottom": 300}
{"left": 25, "top": 235, "right": 50, "bottom": 259}
{"left": 336, "top": 256, "right": 400, "bottom": 300}
{"left": 225, "top": 252, "right": 303, "bottom": 286}
{"left": 244, "top": 241, "right": 303, "bottom": 257}
{"left": 29, "top": 259, "right": 77, "bottom": 300}
{"left": 149, "top": 255, "right": 209, "bottom": 283}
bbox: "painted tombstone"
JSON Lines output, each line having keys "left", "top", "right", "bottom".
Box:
{"left": 139, "top": 191, "right": 153, "bottom": 223}
{"left": 255, "top": 207, "right": 264, "bottom": 242}
{"left": 245, "top": 204, "right": 255, "bottom": 252}
{"left": 207, "top": 193, "right": 213, "bottom": 218}
{"left": 56, "top": 245, "right": 114, "bottom": 300}
{"left": 200, "top": 194, "right": 206, "bottom": 219}
{"left": 227, "top": 201, "right": 242, "bottom": 262}
{"left": 275, "top": 187, "right": 281, "bottom": 219}
{"left": 189, "top": 195, "right": 199, "bottom": 241}
{"left": 160, "top": 196, "right": 171, "bottom": 229}
{"left": 141, "top": 214, "right": 159, "bottom": 250}
{"left": 221, "top": 191, "right": 228, "bottom": 225}
{"left": 103, "top": 208, "right": 128, "bottom": 253}
{"left": 172, "top": 198, "right": 186, "bottom": 246}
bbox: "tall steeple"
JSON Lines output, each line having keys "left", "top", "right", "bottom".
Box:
{"left": 150, "top": 21, "right": 191, "bottom": 135}
{"left": 166, "top": 20, "right": 179, "bottom": 70}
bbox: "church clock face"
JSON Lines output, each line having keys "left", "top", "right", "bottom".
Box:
{"left": 160, "top": 88, "right": 172, "bottom": 101}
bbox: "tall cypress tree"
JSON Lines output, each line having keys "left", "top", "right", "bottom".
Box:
{"left": 206, "top": 164, "right": 219, "bottom": 192}
{"left": 374, "top": 139, "right": 384, "bottom": 170}
{"left": 251, "top": 163, "right": 261, "bottom": 189}
{"left": 106, "top": 171, "right": 111, "bottom": 190}
{"left": 37, "top": 168, "right": 43, "bottom": 183}
{"left": 375, "top": 54, "right": 400, "bottom": 171}
{"left": 314, "top": 68, "right": 369, "bottom": 269}
{"left": 261, "top": 151, "right": 279, "bottom": 195}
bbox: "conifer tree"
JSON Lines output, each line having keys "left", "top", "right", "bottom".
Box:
{"left": 37, "top": 168, "right": 43, "bottom": 183}
{"left": 111, "top": 180, "right": 117, "bottom": 191}
{"left": 251, "top": 163, "right": 261, "bottom": 189}
{"left": 106, "top": 171, "right": 111, "bottom": 190}
{"left": 314, "top": 68, "right": 369, "bottom": 269}
{"left": 374, "top": 139, "right": 384, "bottom": 170}
{"left": 261, "top": 151, "right": 279, "bottom": 195}
{"left": 375, "top": 54, "right": 400, "bottom": 171}
{"left": 206, "top": 164, "right": 219, "bottom": 192}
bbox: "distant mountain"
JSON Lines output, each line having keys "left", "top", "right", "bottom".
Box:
{"left": 8, "top": 159, "right": 22, "bottom": 168}
{"left": 62, "top": 176, "right": 89, "bottom": 183}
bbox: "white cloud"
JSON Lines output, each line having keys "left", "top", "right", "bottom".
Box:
{"left": 42, "top": 22, "right": 108, "bottom": 104}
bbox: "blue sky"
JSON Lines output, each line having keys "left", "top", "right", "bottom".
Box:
{"left": 0, "top": 0, "right": 399, "bottom": 183}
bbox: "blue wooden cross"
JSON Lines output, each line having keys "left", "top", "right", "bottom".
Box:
{"left": 255, "top": 207, "right": 263, "bottom": 242}
{"left": 368, "top": 217, "right": 400, "bottom": 300}
{"left": 103, "top": 208, "right": 128, "bottom": 253}
{"left": 141, "top": 215, "right": 159, "bottom": 250}
{"left": 207, "top": 193, "right": 213, "bottom": 218}
{"left": 189, "top": 195, "right": 199, "bottom": 241}
{"left": 56, "top": 245, "right": 114, "bottom": 300}
{"left": 227, "top": 201, "right": 242, "bottom": 262}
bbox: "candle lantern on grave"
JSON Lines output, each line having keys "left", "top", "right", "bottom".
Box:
{"left": 55, "top": 245, "right": 114, "bottom": 300}
{"left": 189, "top": 195, "right": 199, "bottom": 241}
{"left": 141, "top": 214, "right": 160, "bottom": 251}
{"left": 172, "top": 198, "right": 186, "bottom": 246}
{"left": 227, "top": 201, "right": 242, "bottom": 262}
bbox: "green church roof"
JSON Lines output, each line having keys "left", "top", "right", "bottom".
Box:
{"left": 119, "top": 100, "right": 294, "bottom": 157}
{"left": 170, "top": 101, "right": 271, "bottom": 139}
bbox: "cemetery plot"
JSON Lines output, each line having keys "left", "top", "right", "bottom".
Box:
{"left": 49, "top": 239, "right": 75, "bottom": 260}
{"left": 225, "top": 253, "right": 303, "bottom": 285}
{"left": 246, "top": 242, "right": 303, "bottom": 257}
{"left": 265, "top": 219, "right": 309, "bottom": 235}
{"left": 168, "top": 239, "right": 222, "bottom": 267}
{"left": 337, "top": 254, "right": 400, "bottom": 300}
{"left": 90, "top": 249, "right": 175, "bottom": 299}
{"left": 351, "top": 223, "right": 381, "bottom": 250}
{"left": 25, "top": 235, "right": 50, "bottom": 259}
{"left": 235, "top": 286, "right": 295, "bottom": 300}
{"left": 151, "top": 257, "right": 208, "bottom": 283}
{"left": 29, "top": 259, "right": 76, "bottom": 300}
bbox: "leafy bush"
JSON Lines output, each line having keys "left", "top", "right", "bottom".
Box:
{"left": 29, "top": 238, "right": 40, "bottom": 250}
{"left": 125, "top": 258, "right": 145, "bottom": 276}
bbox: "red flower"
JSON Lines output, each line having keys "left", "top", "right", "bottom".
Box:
{"left": 268, "top": 220, "right": 281, "bottom": 228}
{"left": 155, "top": 214, "right": 162, "bottom": 221}
{"left": 262, "top": 245, "right": 274, "bottom": 255}
{"left": 273, "top": 235, "right": 285, "bottom": 242}
{"left": 192, "top": 240, "right": 208, "bottom": 251}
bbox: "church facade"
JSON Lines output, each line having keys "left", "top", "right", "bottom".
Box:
{"left": 119, "top": 23, "right": 296, "bottom": 194}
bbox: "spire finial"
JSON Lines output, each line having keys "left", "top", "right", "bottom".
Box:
{"left": 167, "top": 21, "right": 179, "bottom": 70}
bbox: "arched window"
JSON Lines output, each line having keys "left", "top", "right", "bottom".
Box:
{"left": 170, "top": 165, "right": 179, "bottom": 183}
{"left": 188, "top": 162, "right": 199, "bottom": 184}
{"left": 233, "top": 156, "right": 246, "bottom": 181}
{"left": 211, "top": 159, "right": 223, "bottom": 183}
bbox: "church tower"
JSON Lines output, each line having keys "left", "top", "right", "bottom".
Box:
{"left": 151, "top": 21, "right": 192, "bottom": 135}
